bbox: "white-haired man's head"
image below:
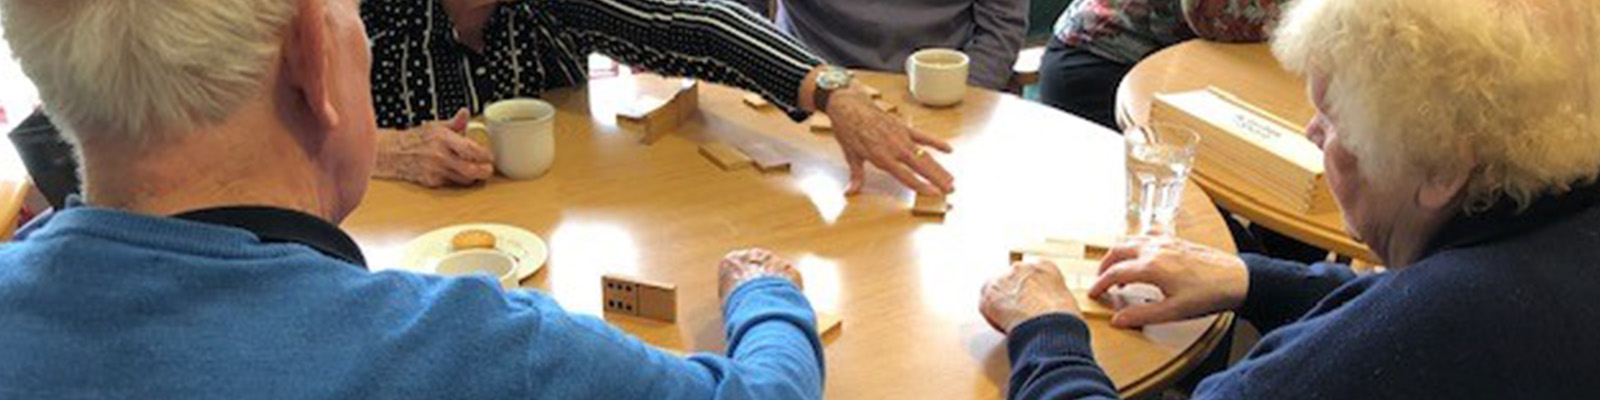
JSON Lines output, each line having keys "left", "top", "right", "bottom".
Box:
{"left": 3, "top": 0, "right": 297, "bottom": 142}
{"left": 1, "top": 0, "right": 379, "bottom": 220}
{"left": 1272, "top": 0, "right": 1600, "bottom": 265}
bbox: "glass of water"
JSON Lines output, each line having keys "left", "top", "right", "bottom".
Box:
{"left": 1125, "top": 123, "right": 1200, "bottom": 235}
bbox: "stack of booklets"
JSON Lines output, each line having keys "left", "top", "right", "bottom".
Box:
{"left": 1150, "top": 88, "right": 1335, "bottom": 214}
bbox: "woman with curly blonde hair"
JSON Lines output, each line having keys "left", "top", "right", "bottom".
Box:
{"left": 982, "top": 0, "right": 1600, "bottom": 397}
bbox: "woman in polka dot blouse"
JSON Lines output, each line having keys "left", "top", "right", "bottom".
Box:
{"left": 364, "top": 0, "right": 955, "bottom": 195}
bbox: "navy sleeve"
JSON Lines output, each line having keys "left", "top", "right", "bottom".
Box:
{"left": 1237, "top": 254, "right": 1357, "bottom": 334}
{"left": 1005, "top": 314, "right": 1119, "bottom": 400}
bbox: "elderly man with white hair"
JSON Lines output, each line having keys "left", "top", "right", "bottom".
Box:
{"left": 0, "top": 0, "right": 823, "bottom": 398}
{"left": 980, "top": 0, "right": 1600, "bottom": 398}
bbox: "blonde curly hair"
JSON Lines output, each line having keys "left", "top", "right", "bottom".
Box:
{"left": 1273, "top": 0, "right": 1600, "bottom": 211}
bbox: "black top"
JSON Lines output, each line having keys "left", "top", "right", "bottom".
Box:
{"left": 361, "top": 0, "right": 824, "bottom": 129}
{"left": 172, "top": 206, "right": 367, "bottom": 268}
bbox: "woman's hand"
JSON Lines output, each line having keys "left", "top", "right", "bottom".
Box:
{"left": 718, "top": 248, "right": 804, "bottom": 299}
{"left": 374, "top": 109, "right": 495, "bottom": 187}
{"left": 980, "top": 260, "right": 1081, "bottom": 334}
{"left": 1089, "top": 235, "right": 1250, "bottom": 328}
{"left": 825, "top": 89, "right": 955, "bottom": 195}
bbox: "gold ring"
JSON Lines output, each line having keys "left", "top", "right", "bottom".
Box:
{"left": 914, "top": 148, "right": 928, "bottom": 158}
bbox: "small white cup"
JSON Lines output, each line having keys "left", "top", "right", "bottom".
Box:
{"left": 434, "top": 249, "right": 520, "bottom": 288}
{"left": 484, "top": 98, "right": 556, "bottom": 180}
{"left": 905, "top": 48, "right": 970, "bottom": 107}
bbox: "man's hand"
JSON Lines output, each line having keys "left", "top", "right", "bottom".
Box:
{"left": 718, "top": 248, "right": 804, "bottom": 299}
{"left": 825, "top": 89, "right": 955, "bottom": 195}
{"left": 980, "top": 260, "right": 1081, "bottom": 334}
{"left": 375, "top": 109, "right": 495, "bottom": 187}
{"left": 1089, "top": 235, "right": 1250, "bottom": 328}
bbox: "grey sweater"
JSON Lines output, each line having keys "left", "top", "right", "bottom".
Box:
{"left": 742, "top": 0, "right": 1028, "bottom": 90}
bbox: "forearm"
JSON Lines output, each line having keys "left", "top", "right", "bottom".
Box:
{"left": 965, "top": 0, "right": 1029, "bottom": 90}
{"left": 709, "top": 277, "right": 826, "bottom": 398}
{"left": 1237, "top": 254, "right": 1358, "bottom": 333}
{"left": 550, "top": 0, "right": 823, "bottom": 121}
{"left": 1181, "top": 0, "right": 1287, "bottom": 42}
{"left": 1005, "top": 314, "right": 1119, "bottom": 400}
{"left": 517, "top": 278, "right": 821, "bottom": 399}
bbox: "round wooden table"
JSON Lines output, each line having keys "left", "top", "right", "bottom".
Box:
{"left": 342, "top": 71, "right": 1235, "bottom": 399}
{"left": 1116, "top": 41, "right": 1377, "bottom": 262}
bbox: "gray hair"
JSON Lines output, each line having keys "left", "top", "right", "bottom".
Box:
{"left": 1, "top": 0, "right": 298, "bottom": 146}
{"left": 1273, "top": 0, "right": 1600, "bottom": 210}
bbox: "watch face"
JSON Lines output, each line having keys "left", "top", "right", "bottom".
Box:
{"left": 819, "top": 68, "right": 852, "bottom": 90}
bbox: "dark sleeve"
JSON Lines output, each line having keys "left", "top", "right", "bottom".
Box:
{"left": 547, "top": 0, "right": 824, "bottom": 122}
{"left": 736, "top": 0, "right": 772, "bottom": 19}
{"left": 1237, "top": 254, "right": 1358, "bottom": 334}
{"left": 964, "top": 0, "right": 1029, "bottom": 90}
{"left": 1005, "top": 314, "right": 1119, "bottom": 400}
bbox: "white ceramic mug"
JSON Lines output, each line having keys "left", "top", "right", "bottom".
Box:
{"left": 434, "top": 249, "right": 520, "bottom": 288}
{"left": 905, "top": 48, "right": 970, "bottom": 107}
{"left": 483, "top": 98, "right": 556, "bottom": 180}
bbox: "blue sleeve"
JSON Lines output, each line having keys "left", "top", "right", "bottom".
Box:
{"left": 513, "top": 277, "right": 823, "bottom": 400}
{"left": 1005, "top": 314, "right": 1119, "bottom": 400}
{"left": 1237, "top": 254, "right": 1357, "bottom": 334}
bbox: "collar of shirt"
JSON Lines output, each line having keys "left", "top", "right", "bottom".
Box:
{"left": 170, "top": 206, "right": 368, "bottom": 269}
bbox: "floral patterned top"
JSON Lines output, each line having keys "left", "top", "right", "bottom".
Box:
{"left": 1054, "top": 0, "right": 1286, "bottom": 65}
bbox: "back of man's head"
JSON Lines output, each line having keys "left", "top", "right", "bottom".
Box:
{"left": 2, "top": 0, "right": 298, "bottom": 146}
{"left": 1, "top": 0, "right": 378, "bottom": 221}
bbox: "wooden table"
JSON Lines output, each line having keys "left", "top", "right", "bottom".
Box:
{"left": 1116, "top": 41, "right": 1378, "bottom": 262}
{"left": 342, "top": 72, "right": 1235, "bottom": 399}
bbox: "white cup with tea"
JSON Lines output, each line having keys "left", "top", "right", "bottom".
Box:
{"left": 482, "top": 98, "right": 556, "bottom": 180}
{"left": 905, "top": 48, "right": 970, "bottom": 107}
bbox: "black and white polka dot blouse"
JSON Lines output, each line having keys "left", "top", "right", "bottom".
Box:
{"left": 362, "top": 0, "right": 823, "bottom": 129}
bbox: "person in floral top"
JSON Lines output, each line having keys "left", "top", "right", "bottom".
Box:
{"left": 1038, "top": 0, "right": 1285, "bottom": 129}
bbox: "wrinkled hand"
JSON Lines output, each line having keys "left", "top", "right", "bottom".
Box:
{"left": 825, "top": 90, "right": 955, "bottom": 195}
{"left": 1090, "top": 235, "right": 1250, "bottom": 328}
{"left": 718, "top": 248, "right": 804, "bottom": 299}
{"left": 980, "top": 260, "right": 1081, "bottom": 334}
{"left": 375, "top": 109, "right": 495, "bottom": 187}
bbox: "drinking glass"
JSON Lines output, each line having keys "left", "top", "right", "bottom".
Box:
{"left": 1125, "top": 123, "right": 1200, "bottom": 235}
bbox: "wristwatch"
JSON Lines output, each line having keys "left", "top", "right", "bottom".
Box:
{"left": 812, "top": 66, "right": 854, "bottom": 112}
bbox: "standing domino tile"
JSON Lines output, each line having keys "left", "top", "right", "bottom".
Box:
{"left": 602, "top": 274, "right": 679, "bottom": 323}
{"left": 911, "top": 194, "right": 950, "bottom": 217}
{"left": 1009, "top": 241, "right": 1086, "bottom": 262}
{"left": 699, "top": 142, "right": 755, "bottom": 171}
{"left": 808, "top": 115, "right": 833, "bottom": 133}
{"left": 1046, "top": 235, "right": 1120, "bottom": 259}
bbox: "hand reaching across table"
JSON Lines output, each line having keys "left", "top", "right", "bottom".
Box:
{"left": 823, "top": 87, "right": 956, "bottom": 196}
{"left": 374, "top": 109, "right": 495, "bottom": 188}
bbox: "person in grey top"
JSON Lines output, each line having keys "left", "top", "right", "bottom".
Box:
{"left": 742, "top": 0, "right": 1027, "bottom": 90}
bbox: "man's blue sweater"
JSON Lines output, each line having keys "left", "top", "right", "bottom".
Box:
{"left": 1006, "top": 183, "right": 1600, "bottom": 398}
{"left": 0, "top": 206, "right": 824, "bottom": 399}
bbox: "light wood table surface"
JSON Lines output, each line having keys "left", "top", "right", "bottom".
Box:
{"left": 343, "top": 71, "right": 1235, "bottom": 399}
{"left": 1116, "top": 41, "right": 1378, "bottom": 262}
